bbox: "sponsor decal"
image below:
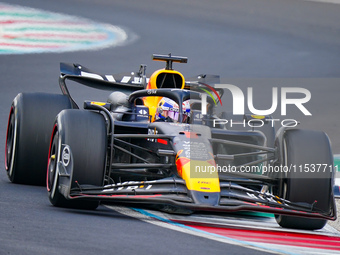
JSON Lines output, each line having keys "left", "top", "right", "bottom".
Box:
{"left": 103, "top": 181, "right": 153, "bottom": 192}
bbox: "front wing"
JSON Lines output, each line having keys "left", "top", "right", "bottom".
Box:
{"left": 57, "top": 174, "right": 336, "bottom": 220}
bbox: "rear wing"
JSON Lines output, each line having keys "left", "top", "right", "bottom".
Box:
{"left": 59, "top": 61, "right": 224, "bottom": 109}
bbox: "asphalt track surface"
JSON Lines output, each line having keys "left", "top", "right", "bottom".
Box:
{"left": 1, "top": 0, "right": 340, "bottom": 254}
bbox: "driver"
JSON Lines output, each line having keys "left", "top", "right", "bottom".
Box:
{"left": 155, "top": 97, "right": 190, "bottom": 123}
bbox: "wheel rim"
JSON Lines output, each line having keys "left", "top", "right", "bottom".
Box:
{"left": 5, "top": 106, "right": 17, "bottom": 177}
{"left": 47, "top": 128, "right": 60, "bottom": 198}
{"left": 275, "top": 136, "right": 288, "bottom": 223}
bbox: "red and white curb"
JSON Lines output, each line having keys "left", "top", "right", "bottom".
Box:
{"left": 107, "top": 205, "right": 340, "bottom": 255}
{"left": 0, "top": 3, "right": 128, "bottom": 54}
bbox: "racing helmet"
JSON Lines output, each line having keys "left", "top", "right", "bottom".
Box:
{"left": 155, "top": 97, "right": 190, "bottom": 123}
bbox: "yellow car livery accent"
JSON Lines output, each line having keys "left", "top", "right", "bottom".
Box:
{"left": 251, "top": 115, "right": 265, "bottom": 119}
{"left": 146, "top": 69, "right": 185, "bottom": 90}
{"left": 143, "top": 96, "right": 162, "bottom": 122}
{"left": 176, "top": 158, "right": 220, "bottom": 193}
{"left": 91, "top": 101, "right": 106, "bottom": 106}
{"left": 143, "top": 69, "right": 185, "bottom": 122}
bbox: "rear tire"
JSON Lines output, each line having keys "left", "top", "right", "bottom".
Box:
{"left": 275, "top": 129, "right": 334, "bottom": 230}
{"left": 47, "top": 110, "right": 107, "bottom": 209}
{"left": 5, "top": 93, "right": 72, "bottom": 185}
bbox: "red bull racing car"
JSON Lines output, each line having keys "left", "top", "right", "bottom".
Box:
{"left": 5, "top": 54, "right": 336, "bottom": 230}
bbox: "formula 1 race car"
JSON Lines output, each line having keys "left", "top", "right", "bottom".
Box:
{"left": 5, "top": 54, "right": 336, "bottom": 230}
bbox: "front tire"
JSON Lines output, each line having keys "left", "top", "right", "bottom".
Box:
{"left": 5, "top": 93, "right": 72, "bottom": 185}
{"left": 275, "top": 129, "right": 334, "bottom": 230}
{"left": 47, "top": 110, "right": 107, "bottom": 209}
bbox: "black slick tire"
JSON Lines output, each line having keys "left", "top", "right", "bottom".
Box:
{"left": 47, "top": 110, "right": 106, "bottom": 209}
{"left": 5, "top": 93, "right": 72, "bottom": 185}
{"left": 275, "top": 129, "right": 334, "bottom": 230}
